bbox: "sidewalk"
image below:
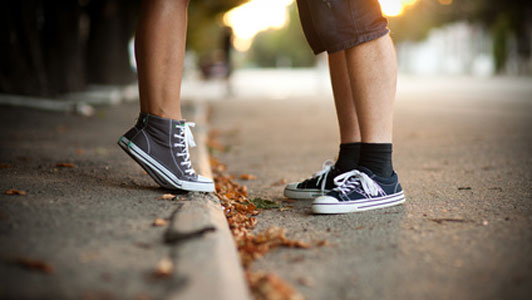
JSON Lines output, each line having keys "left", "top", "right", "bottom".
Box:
{"left": 208, "top": 76, "right": 532, "bottom": 300}
{"left": 0, "top": 101, "right": 249, "bottom": 299}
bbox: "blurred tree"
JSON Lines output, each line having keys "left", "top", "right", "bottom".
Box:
{"left": 187, "top": 0, "right": 248, "bottom": 60}
{"left": 248, "top": 4, "right": 315, "bottom": 68}
{"left": 388, "top": 0, "right": 532, "bottom": 73}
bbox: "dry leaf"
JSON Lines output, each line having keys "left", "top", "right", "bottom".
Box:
{"left": 247, "top": 272, "right": 305, "bottom": 300}
{"left": 153, "top": 257, "right": 173, "bottom": 278}
{"left": 297, "top": 276, "right": 314, "bottom": 287}
{"left": 152, "top": 218, "right": 167, "bottom": 227}
{"left": 240, "top": 174, "right": 257, "bottom": 181}
{"left": 315, "top": 240, "right": 329, "bottom": 247}
{"left": 15, "top": 257, "right": 54, "bottom": 273}
{"left": 0, "top": 163, "right": 13, "bottom": 169}
{"left": 5, "top": 189, "right": 26, "bottom": 196}
{"left": 271, "top": 178, "right": 287, "bottom": 186}
{"left": 56, "top": 162, "right": 75, "bottom": 168}
{"left": 75, "top": 148, "right": 84, "bottom": 156}
{"left": 158, "top": 194, "right": 176, "bottom": 200}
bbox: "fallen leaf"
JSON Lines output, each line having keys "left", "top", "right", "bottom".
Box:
{"left": 297, "top": 276, "right": 314, "bottom": 287}
{"left": 75, "top": 148, "right": 84, "bottom": 156}
{"left": 56, "top": 162, "right": 75, "bottom": 168}
{"left": 15, "top": 257, "right": 54, "bottom": 273}
{"left": 134, "top": 242, "right": 152, "bottom": 249}
{"left": 271, "top": 178, "right": 287, "bottom": 186}
{"left": 152, "top": 257, "right": 173, "bottom": 278}
{"left": 250, "top": 198, "right": 280, "bottom": 209}
{"left": 158, "top": 194, "right": 176, "bottom": 200}
{"left": 315, "top": 240, "right": 329, "bottom": 247}
{"left": 240, "top": 174, "right": 257, "bottom": 181}
{"left": 152, "top": 218, "right": 167, "bottom": 227}
{"left": 429, "top": 218, "right": 471, "bottom": 224}
{"left": 5, "top": 189, "right": 26, "bottom": 196}
{"left": 279, "top": 207, "right": 292, "bottom": 212}
{"left": 0, "top": 163, "right": 13, "bottom": 169}
{"left": 247, "top": 272, "right": 305, "bottom": 300}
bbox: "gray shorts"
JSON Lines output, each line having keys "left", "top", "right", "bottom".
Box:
{"left": 296, "top": 0, "right": 389, "bottom": 54}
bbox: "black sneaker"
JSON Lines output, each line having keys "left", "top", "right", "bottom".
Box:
{"left": 312, "top": 167, "right": 405, "bottom": 214}
{"left": 118, "top": 112, "right": 174, "bottom": 189}
{"left": 284, "top": 160, "right": 341, "bottom": 200}
{"left": 118, "top": 114, "right": 214, "bottom": 192}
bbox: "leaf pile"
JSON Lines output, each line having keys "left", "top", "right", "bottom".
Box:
{"left": 211, "top": 155, "right": 307, "bottom": 300}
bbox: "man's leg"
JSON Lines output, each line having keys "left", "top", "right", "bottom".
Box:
{"left": 135, "top": 0, "right": 189, "bottom": 119}
{"left": 312, "top": 33, "right": 403, "bottom": 214}
{"left": 344, "top": 34, "right": 396, "bottom": 177}
{"left": 345, "top": 34, "right": 396, "bottom": 144}
{"left": 328, "top": 51, "right": 361, "bottom": 144}
{"left": 328, "top": 51, "right": 362, "bottom": 173}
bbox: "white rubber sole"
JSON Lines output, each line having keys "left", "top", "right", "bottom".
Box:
{"left": 312, "top": 191, "right": 405, "bottom": 214}
{"left": 283, "top": 186, "right": 329, "bottom": 200}
{"left": 120, "top": 136, "right": 215, "bottom": 192}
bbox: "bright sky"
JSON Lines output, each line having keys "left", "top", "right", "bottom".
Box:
{"left": 223, "top": 0, "right": 421, "bottom": 52}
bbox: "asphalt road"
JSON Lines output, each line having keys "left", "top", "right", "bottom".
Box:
{"left": 209, "top": 75, "right": 532, "bottom": 300}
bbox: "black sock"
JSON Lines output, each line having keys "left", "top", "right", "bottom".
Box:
{"left": 358, "top": 143, "right": 394, "bottom": 177}
{"left": 334, "top": 142, "right": 361, "bottom": 173}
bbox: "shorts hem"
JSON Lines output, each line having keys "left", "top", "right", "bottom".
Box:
{"left": 312, "top": 28, "right": 390, "bottom": 55}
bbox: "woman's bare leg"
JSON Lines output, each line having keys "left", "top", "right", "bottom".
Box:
{"left": 135, "top": 0, "right": 190, "bottom": 120}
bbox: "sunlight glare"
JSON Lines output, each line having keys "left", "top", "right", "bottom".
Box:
{"left": 378, "top": 0, "right": 418, "bottom": 17}
{"left": 223, "top": 0, "right": 294, "bottom": 52}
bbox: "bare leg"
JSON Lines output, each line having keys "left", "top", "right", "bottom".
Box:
{"left": 328, "top": 51, "right": 361, "bottom": 144}
{"left": 344, "top": 34, "right": 397, "bottom": 143}
{"left": 135, "top": 0, "right": 189, "bottom": 120}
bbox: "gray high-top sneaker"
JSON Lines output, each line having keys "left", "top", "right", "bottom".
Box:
{"left": 118, "top": 112, "right": 174, "bottom": 189}
{"left": 118, "top": 113, "right": 215, "bottom": 192}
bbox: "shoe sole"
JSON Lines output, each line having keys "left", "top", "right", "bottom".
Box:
{"left": 312, "top": 191, "right": 405, "bottom": 214}
{"left": 283, "top": 187, "right": 330, "bottom": 200}
{"left": 119, "top": 136, "right": 215, "bottom": 192}
{"left": 118, "top": 137, "right": 174, "bottom": 189}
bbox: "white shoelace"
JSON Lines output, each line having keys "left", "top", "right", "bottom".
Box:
{"left": 313, "top": 159, "right": 335, "bottom": 192}
{"left": 332, "top": 170, "right": 385, "bottom": 198}
{"left": 173, "top": 122, "right": 196, "bottom": 176}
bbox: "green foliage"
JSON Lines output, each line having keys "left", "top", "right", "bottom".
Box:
{"left": 249, "top": 198, "right": 281, "bottom": 209}
{"left": 247, "top": 4, "right": 315, "bottom": 68}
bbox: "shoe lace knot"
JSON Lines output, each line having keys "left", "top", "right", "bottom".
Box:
{"left": 173, "top": 122, "right": 196, "bottom": 176}
{"left": 333, "top": 170, "right": 384, "bottom": 198}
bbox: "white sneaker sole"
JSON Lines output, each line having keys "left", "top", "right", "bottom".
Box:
{"left": 120, "top": 137, "right": 215, "bottom": 192}
{"left": 312, "top": 191, "right": 405, "bottom": 214}
{"left": 283, "top": 187, "right": 329, "bottom": 200}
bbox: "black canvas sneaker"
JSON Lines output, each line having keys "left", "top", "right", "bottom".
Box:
{"left": 118, "top": 114, "right": 214, "bottom": 192}
{"left": 284, "top": 160, "right": 341, "bottom": 200}
{"left": 118, "top": 112, "right": 173, "bottom": 189}
{"left": 312, "top": 167, "right": 405, "bottom": 214}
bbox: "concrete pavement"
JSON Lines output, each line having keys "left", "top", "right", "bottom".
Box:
{"left": 208, "top": 75, "right": 532, "bottom": 300}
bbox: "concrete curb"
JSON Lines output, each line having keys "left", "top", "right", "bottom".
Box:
{"left": 0, "top": 84, "right": 138, "bottom": 116}
{"left": 165, "top": 101, "right": 251, "bottom": 300}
